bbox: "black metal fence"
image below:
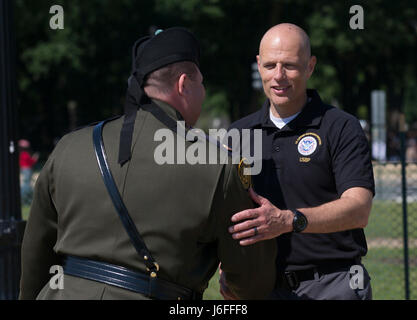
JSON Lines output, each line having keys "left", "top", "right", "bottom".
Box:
{"left": 0, "top": 220, "right": 25, "bottom": 299}
{"left": 0, "top": 0, "right": 25, "bottom": 300}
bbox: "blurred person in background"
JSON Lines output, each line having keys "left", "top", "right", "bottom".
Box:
{"left": 18, "top": 139, "right": 39, "bottom": 205}
{"left": 406, "top": 137, "right": 417, "bottom": 162}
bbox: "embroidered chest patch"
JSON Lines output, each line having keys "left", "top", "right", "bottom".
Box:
{"left": 295, "top": 133, "right": 322, "bottom": 161}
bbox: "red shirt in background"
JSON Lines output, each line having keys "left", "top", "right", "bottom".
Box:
{"left": 20, "top": 151, "right": 37, "bottom": 169}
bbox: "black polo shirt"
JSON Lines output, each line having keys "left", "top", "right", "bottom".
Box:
{"left": 228, "top": 89, "right": 375, "bottom": 272}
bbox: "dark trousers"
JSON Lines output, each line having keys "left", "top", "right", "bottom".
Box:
{"left": 269, "top": 263, "right": 372, "bottom": 300}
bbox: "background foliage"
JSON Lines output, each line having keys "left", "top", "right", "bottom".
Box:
{"left": 13, "top": 0, "right": 417, "bottom": 157}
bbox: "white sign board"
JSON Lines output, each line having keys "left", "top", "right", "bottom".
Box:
{"left": 371, "top": 90, "right": 386, "bottom": 161}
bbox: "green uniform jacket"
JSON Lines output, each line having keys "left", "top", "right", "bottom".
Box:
{"left": 19, "top": 100, "right": 276, "bottom": 300}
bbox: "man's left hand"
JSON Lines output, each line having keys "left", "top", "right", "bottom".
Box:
{"left": 228, "top": 188, "right": 293, "bottom": 246}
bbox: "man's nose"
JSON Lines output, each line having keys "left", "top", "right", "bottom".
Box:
{"left": 273, "top": 65, "right": 286, "bottom": 81}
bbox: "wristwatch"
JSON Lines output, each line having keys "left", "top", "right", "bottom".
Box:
{"left": 291, "top": 209, "right": 308, "bottom": 233}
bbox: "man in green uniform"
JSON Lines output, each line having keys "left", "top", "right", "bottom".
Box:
{"left": 19, "top": 27, "right": 276, "bottom": 300}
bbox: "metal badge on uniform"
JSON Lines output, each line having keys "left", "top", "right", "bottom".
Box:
{"left": 238, "top": 158, "right": 252, "bottom": 190}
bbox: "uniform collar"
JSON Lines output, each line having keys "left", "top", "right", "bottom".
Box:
{"left": 254, "top": 89, "right": 324, "bottom": 130}
{"left": 151, "top": 98, "right": 185, "bottom": 122}
{"left": 289, "top": 89, "right": 324, "bottom": 129}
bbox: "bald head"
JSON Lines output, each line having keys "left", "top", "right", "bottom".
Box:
{"left": 260, "top": 23, "right": 311, "bottom": 64}
{"left": 256, "top": 23, "right": 316, "bottom": 117}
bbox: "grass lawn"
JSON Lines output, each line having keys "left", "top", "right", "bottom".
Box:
{"left": 365, "top": 200, "right": 417, "bottom": 239}
{"left": 362, "top": 199, "right": 417, "bottom": 300}
{"left": 22, "top": 205, "right": 31, "bottom": 221}
{"left": 363, "top": 247, "right": 417, "bottom": 300}
{"left": 203, "top": 269, "right": 222, "bottom": 300}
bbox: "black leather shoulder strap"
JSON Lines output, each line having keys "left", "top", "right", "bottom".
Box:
{"left": 93, "top": 120, "right": 159, "bottom": 274}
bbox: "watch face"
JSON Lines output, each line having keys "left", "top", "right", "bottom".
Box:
{"left": 294, "top": 211, "right": 307, "bottom": 232}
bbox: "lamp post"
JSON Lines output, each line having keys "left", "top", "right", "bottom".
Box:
{"left": 0, "top": 0, "right": 26, "bottom": 300}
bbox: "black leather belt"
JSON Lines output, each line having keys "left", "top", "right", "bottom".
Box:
{"left": 63, "top": 255, "right": 202, "bottom": 300}
{"left": 278, "top": 259, "right": 361, "bottom": 291}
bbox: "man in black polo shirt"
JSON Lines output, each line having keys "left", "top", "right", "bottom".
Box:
{"left": 223, "top": 23, "right": 374, "bottom": 300}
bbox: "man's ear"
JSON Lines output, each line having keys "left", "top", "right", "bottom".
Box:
{"left": 178, "top": 73, "right": 187, "bottom": 96}
{"left": 256, "top": 55, "right": 261, "bottom": 73}
{"left": 307, "top": 56, "right": 317, "bottom": 79}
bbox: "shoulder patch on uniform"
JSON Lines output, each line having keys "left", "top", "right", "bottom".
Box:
{"left": 238, "top": 158, "right": 252, "bottom": 190}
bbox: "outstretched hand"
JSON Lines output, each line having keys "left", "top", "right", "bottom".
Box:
{"left": 228, "top": 188, "right": 293, "bottom": 246}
